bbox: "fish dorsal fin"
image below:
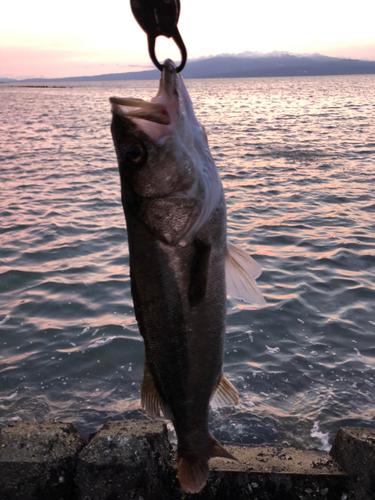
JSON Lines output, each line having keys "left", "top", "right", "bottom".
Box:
{"left": 225, "top": 241, "right": 266, "bottom": 306}
{"left": 141, "top": 363, "right": 173, "bottom": 420}
{"left": 211, "top": 374, "right": 239, "bottom": 408}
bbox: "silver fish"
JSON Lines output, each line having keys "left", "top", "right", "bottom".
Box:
{"left": 110, "top": 59, "right": 265, "bottom": 493}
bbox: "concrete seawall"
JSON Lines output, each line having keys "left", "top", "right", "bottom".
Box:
{"left": 0, "top": 420, "right": 374, "bottom": 499}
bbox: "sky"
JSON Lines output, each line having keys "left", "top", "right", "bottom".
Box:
{"left": 1, "top": 0, "right": 375, "bottom": 79}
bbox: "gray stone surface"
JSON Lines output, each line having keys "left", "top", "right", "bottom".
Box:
{"left": 1, "top": 421, "right": 367, "bottom": 500}
{"left": 75, "top": 419, "right": 173, "bottom": 500}
{"left": 330, "top": 427, "right": 375, "bottom": 500}
{"left": 74, "top": 420, "right": 349, "bottom": 500}
{"left": 175, "top": 444, "right": 350, "bottom": 500}
{"left": 0, "top": 421, "right": 85, "bottom": 500}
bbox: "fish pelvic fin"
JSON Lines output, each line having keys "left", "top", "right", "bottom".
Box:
{"left": 211, "top": 374, "right": 240, "bottom": 408}
{"left": 141, "top": 363, "right": 173, "bottom": 420}
{"left": 177, "top": 437, "right": 237, "bottom": 494}
{"left": 225, "top": 241, "right": 266, "bottom": 306}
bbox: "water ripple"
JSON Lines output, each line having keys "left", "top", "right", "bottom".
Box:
{"left": 1, "top": 76, "right": 374, "bottom": 443}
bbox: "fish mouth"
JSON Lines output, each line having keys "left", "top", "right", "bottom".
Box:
{"left": 154, "top": 59, "right": 179, "bottom": 101}
{"left": 109, "top": 59, "right": 180, "bottom": 134}
{"left": 109, "top": 96, "right": 171, "bottom": 126}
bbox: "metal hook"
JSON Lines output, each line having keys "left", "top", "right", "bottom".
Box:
{"left": 130, "top": 0, "right": 187, "bottom": 72}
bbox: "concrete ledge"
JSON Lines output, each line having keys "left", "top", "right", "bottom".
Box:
{"left": 204, "top": 445, "right": 348, "bottom": 500}
{"left": 75, "top": 420, "right": 172, "bottom": 500}
{"left": 0, "top": 420, "right": 373, "bottom": 499}
{"left": 0, "top": 422, "right": 85, "bottom": 500}
{"left": 330, "top": 427, "right": 375, "bottom": 500}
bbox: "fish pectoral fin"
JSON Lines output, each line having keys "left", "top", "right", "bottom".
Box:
{"left": 141, "top": 363, "right": 173, "bottom": 420}
{"left": 227, "top": 241, "right": 262, "bottom": 279}
{"left": 210, "top": 374, "right": 240, "bottom": 408}
{"left": 225, "top": 241, "right": 266, "bottom": 306}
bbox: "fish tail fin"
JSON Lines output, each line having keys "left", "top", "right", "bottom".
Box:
{"left": 177, "top": 437, "right": 237, "bottom": 493}
{"left": 178, "top": 454, "right": 210, "bottom": 494}
{"left": 209, "top": 437, "right": 238, "bottom": 461}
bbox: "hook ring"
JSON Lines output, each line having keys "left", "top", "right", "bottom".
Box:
{"left": 147, "top": 28, "right": 187, "bottom": 73}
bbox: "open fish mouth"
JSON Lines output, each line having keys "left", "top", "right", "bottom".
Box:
{"left": 109, "top": 59, "right": 185, "bottom": 136}
{"left": 109, "top": 96, "right": 171, "bottom": 125}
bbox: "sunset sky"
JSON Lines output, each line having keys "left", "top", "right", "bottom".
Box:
{"left": 1, "top": 0, "right": 375, "bottom": 79}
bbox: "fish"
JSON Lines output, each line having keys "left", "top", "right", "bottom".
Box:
{"left": 109, "top": 59, "right": 265, "bottom": 494}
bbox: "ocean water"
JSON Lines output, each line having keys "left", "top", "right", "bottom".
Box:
{"left": 1, "top": 75, "right": 375, "bottom": 450}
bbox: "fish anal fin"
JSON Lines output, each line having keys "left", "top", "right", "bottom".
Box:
{"left": 178, "top": 455, "right": 209, "bottom": 494}
{"left": 225, "top": 241, "right": 266, "bottom": 306}
{"left": 211, "top": 374, "right": 240, "bottom": 408}
{"left": 141, "top": 363, "right": 162, "bottom": 418}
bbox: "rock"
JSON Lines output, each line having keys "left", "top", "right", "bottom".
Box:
{"left": 194, "top": 445, "right": 350, "bottom": 499}
{"left": 0, "top": 421, "right": 85, "bottom": 500}
{"left": 0, "top": 420, "right": 365, "bottom": 499}
{"left": 330, "top": 427, "right": 375, "bottom": 500}
{"left": 75, "top": 419, "right": 173, "bottom": 500}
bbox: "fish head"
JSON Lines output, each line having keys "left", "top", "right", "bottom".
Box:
{"left": 110, "top": 60, "right": 223, "bottom": 245}
{"left": 110, "top": 60, "right": 198, "bottom": 200}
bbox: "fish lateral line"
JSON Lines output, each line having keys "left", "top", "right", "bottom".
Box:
{"left": 188, "top": 239, "right": 211, "bottom": 307}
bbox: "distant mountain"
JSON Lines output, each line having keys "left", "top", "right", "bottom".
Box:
{"left": 0, "top": 77, "right": 18, "bottom": 83}
{"left": 2, "top": 52, "right": 375, "bottom": 83}
{"left": 182, "top": 52, "right": 375, "bottom": 79}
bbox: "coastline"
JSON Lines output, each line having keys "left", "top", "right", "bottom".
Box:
{"left": 1, "top": 420, "right": 374, "bottom": 499}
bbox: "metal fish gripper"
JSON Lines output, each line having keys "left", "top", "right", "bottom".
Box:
{"left": 130, "top": 0, "right": 187, "bottom": 72}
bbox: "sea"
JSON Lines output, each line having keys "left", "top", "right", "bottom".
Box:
{"left": 1, "top": 75, "right": 374, "bottom": 451}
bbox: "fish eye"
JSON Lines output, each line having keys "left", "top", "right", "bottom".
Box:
{"left": 123, "top": 143, "right": 145, "bottom": 165}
